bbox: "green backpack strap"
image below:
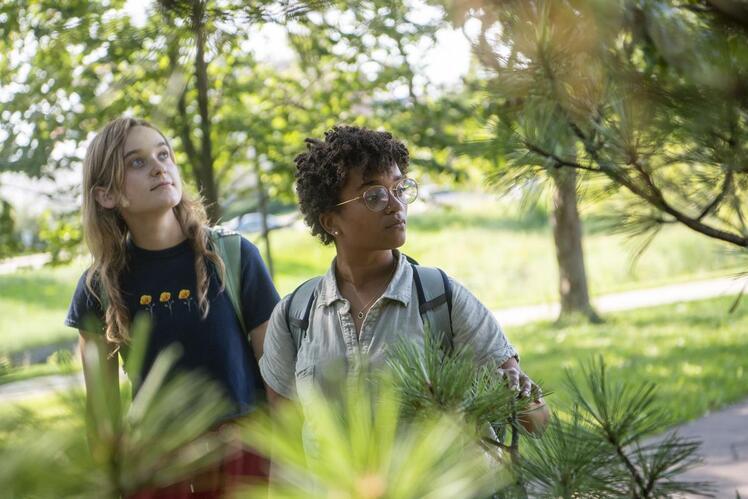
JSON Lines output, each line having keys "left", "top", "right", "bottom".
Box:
{"left": 207, "top": 226, "right": 246, "bottom": 333}
{"left": 410, "top": 263, "right": 454, "bottom": 353}
{"left": 284, "top": 277, "right": 322, "bottom": 352}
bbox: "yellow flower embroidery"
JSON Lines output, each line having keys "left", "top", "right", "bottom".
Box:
{"left": 140, "top": 295, "right": 152, "bottom": 305}
{"left": 160, "top": 292, "right": 171, "bottom": 302}
{"left": 178, "top": 289, "right": 190, "bottom": 300}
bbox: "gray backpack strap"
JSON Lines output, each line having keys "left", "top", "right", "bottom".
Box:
{"left": 410, "top": 264, "right": 453, "bottom": 353}
{"left": 207, "top": 226, "right": 245, "bottom": 332}
{"left": 285, "top": 277, "right": 322, "bottom": 352}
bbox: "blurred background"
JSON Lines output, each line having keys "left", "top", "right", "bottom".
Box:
{"left": 1, "top": 0, "right": 747, "bottom": 494}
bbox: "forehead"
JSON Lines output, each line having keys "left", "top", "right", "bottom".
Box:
{"left": 124, "top": 125, "right": 165, "bottom": 151}
{"left": 354, "top": 163, "right": 403, "bottom": 184}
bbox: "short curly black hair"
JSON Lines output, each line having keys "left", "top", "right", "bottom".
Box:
{"left": 295, "top": 125, "right": 410, "bottom": 245}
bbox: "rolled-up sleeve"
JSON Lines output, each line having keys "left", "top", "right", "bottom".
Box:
{"left": 259, "top": 297, "right": 297, "bottom": 399}
{"left": 450, "top": 278, "right": 518, "bottom": 366}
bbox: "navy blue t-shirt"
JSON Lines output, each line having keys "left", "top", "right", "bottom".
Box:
{"left": 65, "top": 236, "right": 280, "bottom": 419}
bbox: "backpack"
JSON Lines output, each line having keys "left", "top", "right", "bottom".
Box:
{"left": 206, "top": 226, "right": 245, "bottom": 331}
{"left": 284, "top": 255, "right": 453, "bottom": 352}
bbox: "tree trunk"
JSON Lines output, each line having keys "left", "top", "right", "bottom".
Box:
{"left": 254, "top": 160, "right": 274, "bottom": 279}
{"left": 193, "top": 9, "right": 219, "bottom": 223}
{"left": 549, "top": 168, "right": 601, "bottom": 322}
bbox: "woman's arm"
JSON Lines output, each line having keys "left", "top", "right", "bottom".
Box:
{"left": 249, "top": 320, "right": 292, "bottom": 406}
{"left": 249, "top": 320, "right": 268, "bottom": 361}
{"left": 258, "top": 298, "right": 299, "bottom": 402}
{"left": 447, "top": 279, "right": 550, "bottom": 435}
{"left": 265, "top": 385, "right": 291, "bottom": 407}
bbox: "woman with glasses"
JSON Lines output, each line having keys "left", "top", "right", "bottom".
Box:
{"left": 260, "top": 126, "right": 547, "bottom": 431}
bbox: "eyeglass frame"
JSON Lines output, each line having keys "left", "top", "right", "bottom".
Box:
{"left": 334, "top": 177, "right": 418, "bottom": 212}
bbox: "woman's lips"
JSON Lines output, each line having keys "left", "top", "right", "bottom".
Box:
{"left": 151, "top": 182, "right": 173, "bottom": 191}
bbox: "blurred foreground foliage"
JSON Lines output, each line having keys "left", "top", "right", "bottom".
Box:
{"left": 0, "top": 325, "right": 711, "bottom": 498}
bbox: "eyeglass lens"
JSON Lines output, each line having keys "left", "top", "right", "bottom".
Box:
{"left": 362, "top": 178, "right": 418, "bottom": 211}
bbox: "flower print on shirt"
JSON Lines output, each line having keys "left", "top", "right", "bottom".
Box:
{"left": 160, "top": 291, "right": 174, "bottom": 315}
{"left": 178, "top": 288, "right": 195, "bottom": 312}
{"left": 140, "top": 294, "right": 155, "bottom": 316}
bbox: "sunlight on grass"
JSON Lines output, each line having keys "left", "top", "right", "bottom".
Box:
{"left": 262, "top": 200, "right": 744, "bottom": 306}
{"left": 512, "top": 295, "right": 748, "bottom": 426}
{"left": 2, "top": 198, "right": 745, "bottom": 364}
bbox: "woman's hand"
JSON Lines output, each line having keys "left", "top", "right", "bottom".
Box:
{"left": 496, "top": 365, "right": 534, "bottom": 398}
{"left": 497, "top": 357, "right": 550, "bottom": 435}
{"left": 497, "top": 356, "right": 539, "bottom": 399}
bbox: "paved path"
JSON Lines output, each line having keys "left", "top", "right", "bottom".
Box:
{"left": 2, "top": 274, "right": 747, "bottom": 494}
{"left": 647, "top": 399, "right": 748, "bottom": 498}
{"left": 0, "top": 253, "right": 51, "bottom": 274}
{"left": 494, "top": 275, "right": 748, "bottom": 326}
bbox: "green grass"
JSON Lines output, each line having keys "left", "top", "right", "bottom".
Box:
{"left": 514, "top": 294, "right": 748, "bottom": 425}
{"left": 3, "top": 295, "right": 746, "bottom": 433}
{"left": 262, "top": 201, "right": 745, "bottom": 304}
{"left": 1, "top": 199, "right": 745, "bottom": 356}
{"left": 0, "top": 263, "right": 84, "bottom": 355}
{"left": 0, "top": 362, "right": 81, "bottom": 386}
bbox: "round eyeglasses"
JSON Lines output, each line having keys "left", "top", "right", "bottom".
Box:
{"left": 335, "top": 178, "right": 419, "bottom": 212}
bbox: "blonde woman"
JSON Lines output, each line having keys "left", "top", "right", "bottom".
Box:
{"left": 65, "top": 117, "right": 279, "bottom": 497}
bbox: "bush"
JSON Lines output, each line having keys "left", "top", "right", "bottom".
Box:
{"left": 0, "top": 200, "right": 21, "bottom": 259}
{"left": 37, "top": 210, "right": 83, "bottom": 265}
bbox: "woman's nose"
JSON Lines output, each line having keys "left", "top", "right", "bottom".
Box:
{"left": 151, "top": 157, "right": 167, "bottom": 175}
{"left": 384, "top": 188, "right": 403, "bottom": 213}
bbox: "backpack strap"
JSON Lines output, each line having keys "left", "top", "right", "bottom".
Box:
{"left": 410, "top": 263, "right": 453, "bottom": 353}
{"left": 284, "top": 258, "right": 454, "bottom": 355}
{"left": 285, "top": 277, "right": 322, "bottom": 352}
{"left": 207, "top": 226, "right": 246, "bottom": 333}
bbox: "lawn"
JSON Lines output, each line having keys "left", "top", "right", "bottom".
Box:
{"left": 261, "top": 200, "right": 745, "bottom": 302}
{"left": 1, "top": 199, "right": 745, "bottom": 357}
{"left": 513, "top": 294, "right": 748, "bottom": 425}
{"left": 3, "top": 295, "right": 746, "bottom": 433}
{"left": 0, "top": 263, "right": 84, "bottom": 356}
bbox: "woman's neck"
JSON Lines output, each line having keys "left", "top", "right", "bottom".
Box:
{"left": 334, "top": 248, "right": 396, "bottom": 288}
{"left": 125, "top": 210, "right": 186, "bottom": 250}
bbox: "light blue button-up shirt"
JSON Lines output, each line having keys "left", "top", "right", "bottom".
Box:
{"left": 260, "top": 251, "right": 518, "bottom": 399}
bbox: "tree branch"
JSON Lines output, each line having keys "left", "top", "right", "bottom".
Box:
{"left": 584, "top": 141, "right": 748, "bottom": 247}
{"left": 177, "top": 88, "right": 200, "bottom": 184}
{"left": 697, "top": 168, "right": 733, "bottom": 221}
{"left": 523, "top": 141, "right": 601, "bottom": 172}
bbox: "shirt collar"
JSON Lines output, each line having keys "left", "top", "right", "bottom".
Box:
{"left": 317, "top": 250, "right": 412, "bottom": 308}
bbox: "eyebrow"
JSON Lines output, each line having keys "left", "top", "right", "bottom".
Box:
{"left": 359, "top": 173, "right": 403, "bottom": 188}
{"left": 124, "top": 141, "right": 168, "bottom": 160}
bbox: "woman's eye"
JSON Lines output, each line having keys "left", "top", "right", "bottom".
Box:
{"left": 130, "top": 158, "right": 145, "bottom": 168}
{"left": 158, "top": 151, "right": 169, "bottom": 160}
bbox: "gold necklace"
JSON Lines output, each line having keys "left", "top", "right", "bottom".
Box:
{"left": 354, "top": 262, "right": 397, "bottom": 320}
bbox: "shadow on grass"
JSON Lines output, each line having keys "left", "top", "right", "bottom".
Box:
{"left": 514, "top": 296, "right": 748, "bottom": 426}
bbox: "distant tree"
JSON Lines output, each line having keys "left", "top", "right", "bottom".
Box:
{"left": 0, "top": 200, "right": 19, "bottom": 258}
{"left": 0, "top": 0, "right": 326, "bottom": 225}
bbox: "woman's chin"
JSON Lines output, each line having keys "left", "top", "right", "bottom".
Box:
{"left": 386, "top": 234, "right": 407, "bottom": 250}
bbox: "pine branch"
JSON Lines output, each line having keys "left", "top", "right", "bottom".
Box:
{"left": 697, "top": 169, "right": 733, "bottom": 221}
{"left": 523, "top": 141, "right": 602, "bottom": 173}
{"left": 387, "top": 332, "right": 531, "bottom": 433}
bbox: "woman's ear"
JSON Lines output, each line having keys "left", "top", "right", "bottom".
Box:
{"left": 94, "top": 187, "right": 117, "bottom": 209}
{"left": 319, "top": 212, "right": 339, "bottom": 237}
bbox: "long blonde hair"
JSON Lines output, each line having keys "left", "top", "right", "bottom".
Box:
{"left": 82, "top": 117, "right": 225, "bottom": 347}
